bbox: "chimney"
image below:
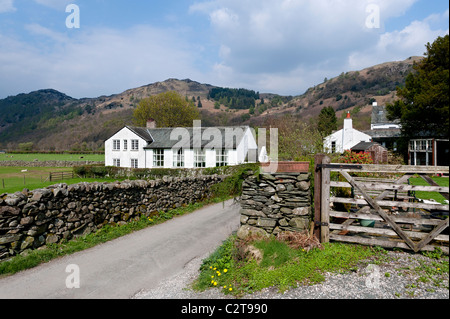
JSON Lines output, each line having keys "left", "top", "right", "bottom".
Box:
{"left": 146, "top": 119, "right": 156, "bottom": 129}
{"left": 343, "top": 112, "right": 353, "bottom": 148}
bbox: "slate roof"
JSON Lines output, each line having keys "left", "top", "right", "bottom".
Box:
{"left": 125, "top": 126, "right": 250, "bottom": 150}
{"left": 365, "top": 128, "right": 401, "bottom": 139}
{"left": 372, "top": 104, "right": 400, "bottom": 126}
{"left": 351, "top": 141, "right": 382, "bottom": 151}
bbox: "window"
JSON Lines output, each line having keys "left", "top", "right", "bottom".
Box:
{"left": 113, "top": 159, "right": 121, "bottom": 167}
{"left": 123, "top": 140, "right": 128, "bottom": 151}
{"left": 131, "top": 140, "right": 139, "bottom": 151}
{"left": 131, "top": 159, "right": 138, "bottom": 169}
{"left": 216, "top": 149, "right": 228, "bottom": 167}
{"left": 173, "top": 149, "right": 185, "bottom": 168}
{"left": 331, "top": 141, "right": 336, "bottom": 153}
{"left": 410, "top": 139, "right": 434, "bottom": 166}
{"left": 153, "top": 149, "right": 165, "bottom": 167}
{"left": 194, "top": 149, "right": 206, "bottom": 168}
{"left": 113, "top": 140, "right": 120, "bottom": 151}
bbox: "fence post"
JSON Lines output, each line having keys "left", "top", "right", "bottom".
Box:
{"left": 320, "top": 156, "right": 331, "bottom": 243}
{"left": 314, "top": 154, "right": 326, "bottom": 241}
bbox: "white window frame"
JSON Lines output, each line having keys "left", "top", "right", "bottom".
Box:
{"left": 123, "top": 140, "right": 128, "bottom": 151}
{"left": 153, "top": 149, "right": 165, "bottom": 168}
{"left": 173, "top": 149, "right": 185, "bottom": 168}
{"left": 113, "top": 159, "right": 121, "bottom": 167}
{"left": 113, "top": 140, "right": 120, "bottom": 151}
{"left": 131, "top": 159, "right": 138, "bottom": 169}
{"left": 215, "top": 149, "right": 228, "bottom": 167}
{"left": 131, "top": 139, "right": 139, "bottom": 151}
{"left": 194, "top": 149, "right": 206, "bottom": 168}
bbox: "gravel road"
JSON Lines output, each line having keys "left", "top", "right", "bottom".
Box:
{"left": 134, "top": 250, "right": 449, "bottom": 300}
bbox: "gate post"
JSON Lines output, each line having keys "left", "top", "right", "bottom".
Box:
{"left": 320, "top": 156, "right": 331, "bottom": 243}
{"left": 314, "top": 154, "right": 326, "bottom": 241}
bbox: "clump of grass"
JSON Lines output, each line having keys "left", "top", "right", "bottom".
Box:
{"left": 193, "top": 233, "right": 383, "bottom": 296}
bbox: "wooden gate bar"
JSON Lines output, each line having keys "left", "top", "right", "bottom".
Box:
{"left": 419, "top": 174, "right": 449, "bottom": 201}
{"left": 340, "top": 171, "right": 419, "bottom": 252}
{"left": 415, "top": 219, "right": 449, "bottom": 252}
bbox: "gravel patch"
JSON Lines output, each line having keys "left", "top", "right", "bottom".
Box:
{"left": 133, "top": 251, "right": 449, "bottom": 300}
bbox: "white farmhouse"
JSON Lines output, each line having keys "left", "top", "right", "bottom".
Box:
{"left": 105, "top": 121, "right": 259, "bottom": 169}
{"left": 323, "top": 112, "right": 372, "bottom": 154}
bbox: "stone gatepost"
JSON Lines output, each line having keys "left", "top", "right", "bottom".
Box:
{"left": 237, "top": 162, "right": 311, "bottom": 239}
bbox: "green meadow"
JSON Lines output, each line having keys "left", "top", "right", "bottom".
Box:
{"left": 0, "top": 153, "right": 104, "bottom": 162}
{"left": 0, "top": 166, "right": 118, "bottom": 194}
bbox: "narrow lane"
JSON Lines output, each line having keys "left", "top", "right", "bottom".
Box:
{"left": 0, "top": 200, "right": 240, "bottom": 299}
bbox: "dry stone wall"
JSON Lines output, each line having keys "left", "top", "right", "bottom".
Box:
{"left": 0, "top": 175, "right": 225, "bottom": 261}
{"left": 237, "top": 172, "right": 312, "bottom": 239}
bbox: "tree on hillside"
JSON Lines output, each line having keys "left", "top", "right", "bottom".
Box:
{"left": 386, "top": 35, "right": 449, "bottom": 141}
{"left": 133, "top": 91, "right": 200, "bottom": 127}
{"left": 317, "top": 106, "right": 337, "bottom": 136}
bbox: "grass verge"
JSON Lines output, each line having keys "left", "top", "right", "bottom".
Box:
{"left": 192, "top": 234, "right": 387, "bottom": 297}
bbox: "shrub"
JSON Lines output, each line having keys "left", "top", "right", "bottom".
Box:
{"left": 339, "top": 150, "right": 373, "bottom": 164}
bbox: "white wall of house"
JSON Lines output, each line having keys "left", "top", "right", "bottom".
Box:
{"left": 324, "top": 116, "right": 372, "bottom": 154}
{"left": 236, "top": 127, "right": 258, "bottom": 164}
{"left": 105, "top": 126, "right": 258, "bottom": 169}
{"left": 105, "top": 127, "right": 148, "bottom": 168}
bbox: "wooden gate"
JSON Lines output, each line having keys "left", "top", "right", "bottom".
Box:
{"left": 314, "top": 154, "right": 449, "bottom": 254}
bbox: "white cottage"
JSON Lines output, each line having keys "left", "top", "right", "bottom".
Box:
{"left": 323, "top": 112, "right": 372, "bottom": 154}
{"left": 105, "top": 121, "right": 259, "bottom": 169}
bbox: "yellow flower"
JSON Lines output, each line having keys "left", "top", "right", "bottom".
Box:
{"left": 223, "top": 286, "right": 227, "bottom": 289}
{"left": 229, "top": 288, "right": 233, "bottom": 292}
{"left": 209, "top": 266, "right": 212, "bottom": 269}
{"left": 213, "top": 267, "right": 216, "bottom": 270}
{"left": 217, "top": 273, "right": 221, "bottom": 276}
{"left": 211, "top": 275, "right": 214, "bottom": 279}
{"left": 213, "top": 282, "right": 218, "bottom": 286}
{"left": 223, "top": 269, "right": 228, "bottom": 273}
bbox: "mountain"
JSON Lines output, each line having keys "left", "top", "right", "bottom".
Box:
{"left": 0, "top": 57, "right": 422, "bottom": 151}
{"left": 250, "top": 56, "right": 423, "bottom": 130}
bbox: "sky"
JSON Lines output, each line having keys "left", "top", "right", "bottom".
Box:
{"left": 0, "top": 0, "right": 448, "bottom": 99}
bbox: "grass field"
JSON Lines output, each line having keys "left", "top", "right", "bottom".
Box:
{"left": 0, "top": 153, "right": 104, "bottom": 162}
{"left": 0, "top": 167, "right": 117, "bottom": 194}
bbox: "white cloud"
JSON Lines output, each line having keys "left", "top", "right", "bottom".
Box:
{"left": 190, "top": 0, "right": 446, "bottom": 95}
{"left": 0, "top": 25, "right": 203, "bottom": 98}
{"left": 348, "top": 11, "right": 450, "bottom": 70}
{"left": 0, "top": 0, "right": 16, "bottom": 13}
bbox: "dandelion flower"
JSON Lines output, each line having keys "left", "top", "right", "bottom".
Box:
{"left": 213, "top": 282, "right": 218, "bottom": 286}
{"left": 224, "top": 269, "right": 228, "bottom": 273}
{"left": 229, "top": 288, "right": 233, "bottom": 292}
